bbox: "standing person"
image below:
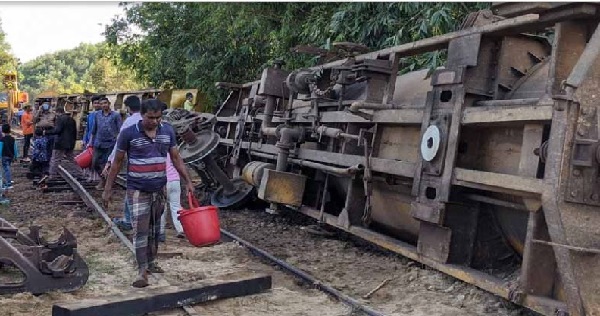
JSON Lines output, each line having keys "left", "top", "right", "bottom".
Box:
{"left": 159, "top": 154, "right": 185, "bottom": 241}
{"left": 82, "top": 96, "right": 101, "bottom": 148}
{"left": 46, "top": 107, "right": 77, "bottom": 179}
{"left": 14, "top": 104, "right": 24, "bottom": 127}
{"left": 34, "top": 102, "right": 56, "bottom": 131}
{"left": 34, "top": 102, "right": 56, "bottom": 160}
{"left": 183, "top": 92, "right": 194, "bottom": 111}
{"left": 83, "top": 96, "right": 101, "bottom": 182}
{"left": 29, "top": 127, "right": 50, "bottom": 180}
{"left": 90, "top": 97, "right": 121, "bottom": 190}
{"left": 1, "top": 124, "right": 16, "bottom": 189}
{"left": 103, "top": 99, "right": 194, "bottom": 288}
{"left": 20, "top": 105, "right": 34, "bottom": 162}
{"left": 103, "top": 95, "right": 142, "bottom": 231}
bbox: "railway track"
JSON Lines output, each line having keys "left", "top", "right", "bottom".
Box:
{"left": 0, "top": 154, "right": 532, "bottom": 315}
{"left": 55, "top": 162, "right": 385, "bottom": 315}
{"left": 56, "top": 159, "right": 532, "bottom": 315}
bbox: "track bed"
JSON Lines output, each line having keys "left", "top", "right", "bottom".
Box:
{"left": 0, "top": 162, "right": 350, "bottom": 316}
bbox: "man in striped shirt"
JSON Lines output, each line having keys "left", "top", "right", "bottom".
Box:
{"left": 103, "top": 99, "right": 194, "bottom": 288}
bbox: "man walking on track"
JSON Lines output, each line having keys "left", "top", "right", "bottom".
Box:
{"left": 46, "top": 107, "right": 77, "bottom": 179}
{"left": 102, "top": 99, "right": 194, "bottom": 288}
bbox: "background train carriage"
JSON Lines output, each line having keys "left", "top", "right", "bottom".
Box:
{"left": 30, "top": 88, "right": 205, "bottom": 145}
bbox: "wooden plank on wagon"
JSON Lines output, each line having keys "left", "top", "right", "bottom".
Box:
{"left": 51, "top": 274, "right": 272, "bottom": 316}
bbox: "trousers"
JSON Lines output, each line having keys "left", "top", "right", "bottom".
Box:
{"left": 128, "top": 189, "right": 165, "bottom": 270}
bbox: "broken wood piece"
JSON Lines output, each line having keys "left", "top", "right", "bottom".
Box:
{"left": 362, "top": 278, "right": 392, "bottom": 299}
{"left": 51, "top": 274, "right": 272, "bottom": 316}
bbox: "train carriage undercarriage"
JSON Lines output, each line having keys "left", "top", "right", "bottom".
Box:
{"left": 163, "top": 3, "right": 600, "bottom": 316}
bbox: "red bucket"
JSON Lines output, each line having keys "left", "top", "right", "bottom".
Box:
{"left": 178, "top": 193, "right": 220, "bottom": 247}
{"left": 74, "top": 147, "right": 93, "bottom": 169}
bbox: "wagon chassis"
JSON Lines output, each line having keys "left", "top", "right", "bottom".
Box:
{"left": 207, "top": 3, "right": 600, "bottom": 316}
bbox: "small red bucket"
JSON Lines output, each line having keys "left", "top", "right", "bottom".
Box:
{"left": 74, "top": 147, "right": 93, "bottom": 169}
{"left": 178, "top": 193, "right": 220, "bottom": 247}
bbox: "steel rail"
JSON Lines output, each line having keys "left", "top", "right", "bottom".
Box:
{"left": 220, "top": 229, "right": 387, "bottom": 316}
{"left": 58, "top": 165, "right": 134, "bottom": 253}
{"left": 58, "top": 165, "right": 199, "bottom": 316}
{"left": 114, "top": 174, "right": 386, "bottom": 315}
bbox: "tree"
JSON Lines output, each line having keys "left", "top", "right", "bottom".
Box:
{"left": 19, "top": 42, "right": 145, "bottom": 99}
{"left": 105, "top": 3, "right": 490, "bottom": 108}
{"left": 0, "top": 17, "right": 17, "bottom": 89}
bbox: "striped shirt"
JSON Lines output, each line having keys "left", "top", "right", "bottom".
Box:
{"left": 116, "top": 121, "right": 177, "bottom": 192}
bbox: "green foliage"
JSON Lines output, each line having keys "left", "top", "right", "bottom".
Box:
{"left": 0, "top": 17, "right": 17, "bottom": 88}
{"left": 105, "top": 2, "right": 490, "bottom": 107}
{"left": 19, "top": 42, "right": 144, "bottom": 99}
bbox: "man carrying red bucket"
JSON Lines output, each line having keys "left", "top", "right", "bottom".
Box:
{"left": 103, "top": 99, "right": 194, "bottom": 288}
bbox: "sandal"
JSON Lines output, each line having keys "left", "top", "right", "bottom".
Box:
{"left": 112, "top": 217, "right": 133, "bottom": 231}
{"left": 147, "top": 263, "right": 164, "bottom": 274}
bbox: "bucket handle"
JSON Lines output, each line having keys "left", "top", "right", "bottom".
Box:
{"left": 188, "top": 192, "right": 200, "bottom": 209}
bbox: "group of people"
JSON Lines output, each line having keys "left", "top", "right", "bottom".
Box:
{"left": 13, "top": 94, "right": 196, "bottom": 288}
{"left": 20, "top": 101, "right": 77, "bottom": 184}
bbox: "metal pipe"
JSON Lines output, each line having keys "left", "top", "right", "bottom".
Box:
{"left": 316, "top": 125, "right": 360, "bottom": 141}
{"left": 220, "top": 229, "right": 387, "bottom": 316}
{"left": 250, "top": 151, "right": 363, "bottom": 176}
{"left": 275, "top": 127, "right": 303, "bottom": 172}
{"left": 261, "top": 95, "right": 277, "bottom": 134}
{"left": 202, "top": 155, "right": 236, "bottom": 194}
{"left": 349, "top": 101, "right": 405, "bottom": 112}
{"left": 295, "top": 159, "right": 363, "bottom": 175}
{"left": 474, "top": 98, "right": 540, "bottom": 107}
{"left": 565, "top": 22, "right": 600, "bottom": 89}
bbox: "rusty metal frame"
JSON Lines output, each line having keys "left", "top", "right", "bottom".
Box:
{"left": 0, "top": 217, "right": 89, "bottom": 295}
{"left": 203, "top": 3, "right": 600, "bottom": 316}
{"left": 295, "top": 205, "right": 566, "bottom": 316}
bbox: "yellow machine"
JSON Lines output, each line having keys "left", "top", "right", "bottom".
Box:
{"left": 1, "top": 71, "right": 28, "bottom": 124}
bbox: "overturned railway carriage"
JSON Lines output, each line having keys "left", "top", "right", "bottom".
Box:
{"left": 48, "top": 88, "right": 200, "bottom": 141}
{"left": 201, "top": 3, "right": 600, "bottom": 316}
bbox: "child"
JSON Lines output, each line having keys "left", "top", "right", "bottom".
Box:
{"left": 1, "top": 124, "right": 16, "bottom": 189}
{"left": 30, "top": 127, "right": 50, "bottom": 180}
{"left": 0, "top": 130, "right": 7, "bottom": 205}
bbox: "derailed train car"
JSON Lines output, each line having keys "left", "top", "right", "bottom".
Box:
{"left": 185, "top": 3, "right": 600, "bottom": 316}
{"left": 49, "top": 88, "right": 202, "bottom": 141}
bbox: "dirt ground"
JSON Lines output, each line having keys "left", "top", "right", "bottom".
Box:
{"left": 0, "top": 163, "right": 351, "bottom": 316}
{"left": 219, "top": 207, "right": 538, "bottom": 316}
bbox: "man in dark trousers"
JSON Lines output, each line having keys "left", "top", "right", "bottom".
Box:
{"left": 91, "top": 97, "right": 122, "bottom": 190}
{"left": 47, "top": 106, "right": 77, "bottom": 179}
{"left": 103, "top": 99, "right": 194, "bottom": 288}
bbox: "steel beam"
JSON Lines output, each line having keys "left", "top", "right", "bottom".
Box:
{"left": 52, "top": 274, "right": 272, "bottom": 316}
{"left": 462, "top": 104, "right": 553, "bottom": 124}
